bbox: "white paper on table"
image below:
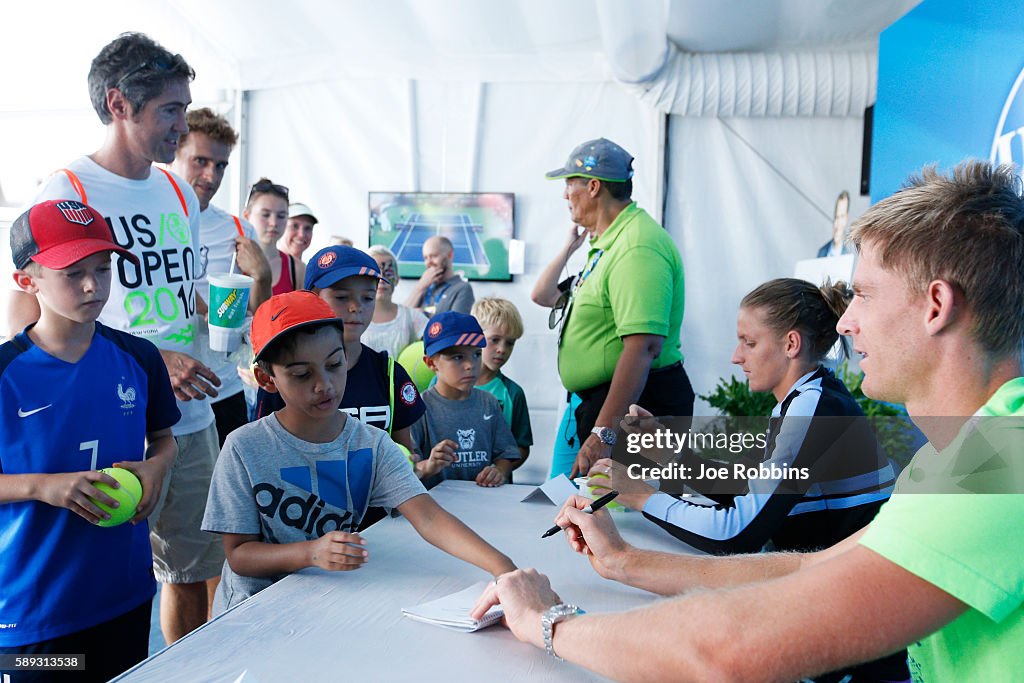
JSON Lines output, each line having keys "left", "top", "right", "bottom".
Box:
{"left": 402, "top": 581, "right": 503, "bottom": 632}
{"left": 520, "top": 474, "right": 579, "bottom": 505}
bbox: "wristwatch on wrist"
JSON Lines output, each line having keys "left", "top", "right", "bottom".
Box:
{"left": 591, "top": 426, "right": 617, "bottom": 446}
{"left": 541, "top": 603, "right": 584, "bottom": 661}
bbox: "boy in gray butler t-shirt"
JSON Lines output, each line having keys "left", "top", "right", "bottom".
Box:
{"left": 411, "top": 312, "right": 520, "bottom": 487}
{"left": 202, "top": 292, "right": 515, "bottom": 614}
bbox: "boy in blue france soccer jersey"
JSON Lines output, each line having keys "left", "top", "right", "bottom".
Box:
{"left": 0, "top": 200, "right": 179, "bottom": 682}
{"left": 412, "top": 311, "right": 521, "bottom": 488}
{"left": 202, "top": 291, "right": 514, "bottom": 614}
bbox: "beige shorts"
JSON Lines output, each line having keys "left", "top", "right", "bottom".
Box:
{"left": 150, "top": 421, "right": 225, "bottom": 584}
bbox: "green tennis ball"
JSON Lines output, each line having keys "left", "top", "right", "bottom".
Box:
{"left": 397, "top": 340, "right": 435, "bottom": 392}
{"left": 92, "top": 468, "right": 142, "bottom": 527}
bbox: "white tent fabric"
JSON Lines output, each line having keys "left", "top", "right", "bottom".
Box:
{"left": 0, "top": 0, "right": 918, "bottom": 484}
{"left": 669, "top": 116, "right": 871, "bottom": 408}
{"left": 598, "top": 0, "right": 900, "bottom": 117}
{"left": 664, "top": 0, "right": 918, "bottom": 52}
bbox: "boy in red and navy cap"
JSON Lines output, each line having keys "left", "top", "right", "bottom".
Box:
{"left": 201, "top": 291, "right": 515, "bottom": 615}
{"left": 0, "top": 200, "right": 179, "bottom": 682}
{"left": 412, "top": 311, "right": 520, "bottom": 488}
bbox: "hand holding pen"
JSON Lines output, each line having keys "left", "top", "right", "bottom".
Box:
{"left": 552, "top": 494, "right": 633, "bottom": 581}
{"left": 542, "top": 490, "right": 620, "bottom": 538}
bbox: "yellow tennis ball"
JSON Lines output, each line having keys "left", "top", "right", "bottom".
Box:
{"left": 397, "top": 340, "right": 435, "bottom": 392}
{"left": 92, "top": 468, "right": 142, "bottom": 527}
{"left": 586, "top": 472, "right": 624, "bottom": 510}
{"left": 396, "top": 443, "right": 415, "bottom": 468}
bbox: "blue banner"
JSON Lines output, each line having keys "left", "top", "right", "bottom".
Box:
{"left": 873, "top": 0, "right": 1024, "bottom": 201}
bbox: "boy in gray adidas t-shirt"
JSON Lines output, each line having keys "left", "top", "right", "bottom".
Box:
{"left": 411, "top": 312, "right": 520, "bottom": 488}
{"left": 202, "top": 293, "right": 515, "bottom": 614}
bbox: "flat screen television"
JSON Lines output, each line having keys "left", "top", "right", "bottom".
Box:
{"left": 368, "top": 191, "right": 515, "bottom": 282}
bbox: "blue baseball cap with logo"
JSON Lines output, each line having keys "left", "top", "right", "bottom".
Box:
{"left": 304, "top": 245, "right": 389, "bottom": 290}
{"left": 545, "top": 137, "right": 635, "bottom": 182}
{"left": 423, "top": 311, "right": 487, "bottom": 356}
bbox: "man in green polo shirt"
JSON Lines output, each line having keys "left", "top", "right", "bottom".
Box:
{"left": 531, "top": 138, "right": 694, "bottom": 477}
{"left": 476, "top": 161, "right": 1024, "bottom": 682}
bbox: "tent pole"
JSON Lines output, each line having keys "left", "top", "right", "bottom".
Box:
{"left": 467, "top": 82, "right": 486, "bottom": 193}
{"left": 235, "top": 89, "right": 249, "bottom": 215}
{"left": 654, "top": 109, "right": 667, "bottom": 226}
{"left": 407, "top": 80, "right": 420, "bottom": 192}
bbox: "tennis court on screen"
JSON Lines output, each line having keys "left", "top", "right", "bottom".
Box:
{"left": 388, "top": 213, "right": 490, "bottom": 268}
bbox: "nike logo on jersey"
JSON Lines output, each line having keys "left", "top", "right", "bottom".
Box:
{"left": 18, "top": 404, "right": 53, "bottom": 418}
{"left": 483, "top": 414, "right": 493, "bottom": 420}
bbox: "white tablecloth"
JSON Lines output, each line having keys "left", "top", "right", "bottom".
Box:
{"left": 114, "top": 481, "right": 693, "bottom": 682}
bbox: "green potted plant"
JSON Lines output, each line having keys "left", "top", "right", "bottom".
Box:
{"left": 700, "top": 363, "right": 919, "bottom": 467}
{"left": 700, "top": 375, "right": 775, "bottom": 417}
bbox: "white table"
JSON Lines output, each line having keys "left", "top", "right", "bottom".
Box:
{"left": 114, "top": 481, "right": 694, "bottom": 682}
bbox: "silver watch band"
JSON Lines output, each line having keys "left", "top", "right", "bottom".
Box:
{"left": 591, "top": 426, "right": 617, "bottom": 445}
{"left": 542, "top": 603, "right": 583, "bottom": 661}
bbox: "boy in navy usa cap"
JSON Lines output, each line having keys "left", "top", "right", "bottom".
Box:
{"left": 412, "top": 311, "right": 520, "bottom": 488}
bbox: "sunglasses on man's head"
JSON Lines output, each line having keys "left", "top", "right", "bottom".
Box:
{"left": 247, "top": 179, "right": 290, "bottom": 203}
{"left": 115, "top": 53, "right": 187, "bottom": 90}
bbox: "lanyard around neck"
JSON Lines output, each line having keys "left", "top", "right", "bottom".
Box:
{"left": 557, "top": 249, "right": 604, "bottom": 346}
{"left": 425, "top": 280, "right": 452, "bottom": 306}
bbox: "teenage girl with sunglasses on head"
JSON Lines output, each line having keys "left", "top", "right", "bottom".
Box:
{"left": 243, "top": 178, "right": 304, "bottom": 295}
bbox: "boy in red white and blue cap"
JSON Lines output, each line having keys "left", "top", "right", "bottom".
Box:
{"left": 411, "top": 311, "right": 520, "bottom": 488}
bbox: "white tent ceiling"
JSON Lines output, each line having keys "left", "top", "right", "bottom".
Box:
{"left": 3, "top": 1, "right": 917, "bottom": 102}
